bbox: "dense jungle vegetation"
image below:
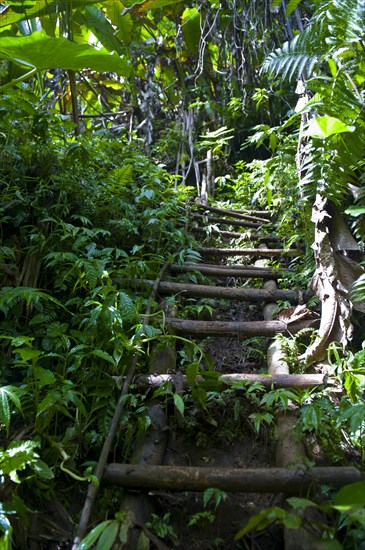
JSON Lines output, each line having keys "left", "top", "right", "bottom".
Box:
{"left": 0, "top": 0, "right": 364, "bottom": 548}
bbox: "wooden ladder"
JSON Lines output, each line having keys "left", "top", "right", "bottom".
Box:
{"left": 84, "top": 202, "right": 363, "bottom": 548}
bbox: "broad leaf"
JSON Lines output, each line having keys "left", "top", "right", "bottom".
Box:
{"left": 186, "top": 362, "right": 199, "bottom": 388}
{"left": 182, "top": 7, "right": 201, "bottom": 55}
{"left": 286, "top": 0, "right": 303, "bottom": 16}
{"left": 0, "top": 32, "right": 130, "bottom": 75}
{"left": 334, "top": 481, "right": 365, "bottom": 510}
{"left": 306, "top": 116, "right": 355, "bottom": 139}
{"left": 173, "top": 393, "right": 185, "bottom": 416}
{"left": 0, "top": 0, "right": 109, "bottom": 28}
{"left": 79, "top": 521, "right": 113, "bottom": 550}
{"left": 95, "top": 521, "right": 119, "bottom": 550}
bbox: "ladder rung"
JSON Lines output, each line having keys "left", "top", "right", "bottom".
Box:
{"left": 167, "top": 318, "right": 319, "bottom": 337}
{"left": 129, "top": 279, "right": 308, "bottom": 303}
{"left": 103, "top": 464, "right": 363, "bottom": 493}
{"left": 199, "top": 247, "right": 302, "bottom": 257}
{"left": 169, "top": 263, "right": 292, "bottom": 278}
{"left": 135, "top": 373, "right": 335, "bottom": 390}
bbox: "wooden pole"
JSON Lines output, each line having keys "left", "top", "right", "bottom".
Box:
{"left": 128, "top": 279, "right": 309, "bottom": 303}
{"left": 198, "top": 247, "right": 302, "bottom": 257}
{"left": 103, "top": 464, "right": 363, "bottom": 493}
{"left": 192, "top": 226, "right": 280, "bottom": 242}
{"left": 195, "top": 203, "right": 271, "bottom": 223}
{"left": 135, "top": 373, "right": 335, "bottom": 390}
{"left": 192, "top": 213, "right": 261, "bottom": 229}
{"left": 169, "top": 263, "right": 292, "bottom": 278}
{"left": 167, "top": 318, "right": 319, "bottom": 337}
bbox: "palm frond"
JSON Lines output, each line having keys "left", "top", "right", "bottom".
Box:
{"left": 261, "top": 35, "right": 319, "bottom": 81}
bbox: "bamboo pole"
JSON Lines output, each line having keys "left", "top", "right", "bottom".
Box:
{"left": 195, "top": 203, "right": 271, "bottom": 223}
{"left": 135, "top": 373, "right": 334, "bottom": 390}
{"left": 166, "top": 318, "right": 319, "bottom": 337}
{"left": 192, "top": 226, "right": 280, "bottom": 242}
{"left": 128, "top": 278, "right": 309, "bottom": 303}
{"left": 192, "top": 212, "right": 261, "bottom": 229}
{"left": 169, "top": 263, "right": 292, "bottom": 278}
{"left": 103, "top": 464, "right": 363, "bottom": 493}
{"left": 199, "top": 247, "right": 302, "bottom": 257}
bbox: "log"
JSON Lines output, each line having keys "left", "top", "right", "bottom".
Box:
{"left": 103, "top": 464, "right": 363, "bottom": 493}
{"left": 192, "top": 213, "right": 261, "bottom": 229}
{"left": 195, "top": 204, "right": 270, "bottom": 224}
{"left": 199, "top": 247, "right": 302, "bottom": 257}
{"left": 192, "top": 226, "right": 280, "bottom": 242}
{"left": 195, "top": 203, "right": 272, "bottom": 220}
{"left": 130, "top": 279, "right": 309, "bottom": 304}
{"left": 135, "top": 373, "right": 335, "bottom": 390}
{"left": 166, "top": 318, "right": 319, "bottom": 337}
{"left": 169, "top": 263, "right": 292, "bottom": 278}
{"left": 223, "top": 206, "right": 274, "bottom": 219}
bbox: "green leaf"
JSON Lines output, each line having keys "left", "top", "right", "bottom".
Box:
{"left": 0, "top": 0, "right": 100, "bottom": 28}
{"left": 287, "top": 497, "right": 317, "bottom": 510}
{"left": 79, "top": 521, "right": 113, "bottom": 550}
{"left": 91, "top": 349, "right": 116, "bottom": 366}
{"left": 282, "top": 513, "right": 301, "bottom": 529}
{"left": 0, "top": 390, "right": 10, "bottom": 433}
{"left": 31, "top": 459, "right": 54, "bottom": 480}
{"left": 306, "top": 116, "right": 355, "bottom": 139}
{"left": 186, "top": 362, "right": 199, "bottom": 388}
{"left": 106, "top": 0, "right": 133, "bottom": 45}
{"left": 118, "top": 523, "right": 129, "bottom": 544}
{"left": 345, "top": 206, "right": 365, "bottom": 217}
{"left": 235, "top": 507, "right": 285, "bottom": 539}
{"left": 133, "top": 0, "right": 182, "bottom": 14}
{"left": 0, "top": 32, "right": 130, "bottom": 76}
{"left": 285, "top": 0, "right": 302, "bottom": 16}
{"left": 15, "top": 348, "right": 43, "bottom": 362}
{"left": 75, "top": 5, "right": 123, "bottom": 54}
{"left": 334, "top": 481, "right": 365, "bottom": 510}
{"left": 182, "top": 7, "right": 201, "bottom": 55}
{"left": 136, "top": 530, "right": 150, "bottom": 550}
{"left": 119, "top": 291, "right": 136, "bottom": 321}
{"left": 173, "top": 393, "right": 185, "bottom": 417}
{"left": 32, "top": 366, "right": 56, "bottom": 388}
{"left": 95, "top": 521, "right": 119, "bottom": 550}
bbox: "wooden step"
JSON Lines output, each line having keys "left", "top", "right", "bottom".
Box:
{"left": 167, "top": 318, "right": 319, "bottom": 337}
{"left": 192, "top": 226, "right": 280, "bottom": 242}
{"left": 195, "top": 203, "right": 271, "bottom": 224}
{"left": 103, "top": 464, "right": 363, "bottom": 493}
{"left": 199, "top": 247, "right": 302, "bottom": 257}
{"left": 192, "top": 212, "right": 261, "bottom": 229}
{"left": 136, "top": 373, "right": 335, "bottom": 390}
{"left": 223, "top": 206, "right": 274, "bottom": 219}
{"left": 169, "top": 263, "right": 292, "bottom": 278}
{"left": 132, "top": 279, "right": 309, "bottom": 303}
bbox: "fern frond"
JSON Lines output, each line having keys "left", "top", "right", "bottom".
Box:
{"left": 262, "top": 35, "right": 319, "bottom": 81}
{"left": 351, "top": 272, "right": 365, "bottom": 303}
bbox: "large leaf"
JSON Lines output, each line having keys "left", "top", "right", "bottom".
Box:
{"left": 306, "top": 116, "right": 355, "bottom": 139}
{"left": 105, "top": 0, "right": 133, "bottom": 45}
{"left": 0, "top": 31, "right": 130, "bottom": 75}
{"left": 122, "top": 0, "right": 182, "bottom": 12}
{"left": 182, "top": 7, "right": 201, "bottom": 55}
{"left": 74, "top": 5, "right": 123, "bottom": 54}
{"left": 0, "top": 0, "right": 105, "bottom": 28}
